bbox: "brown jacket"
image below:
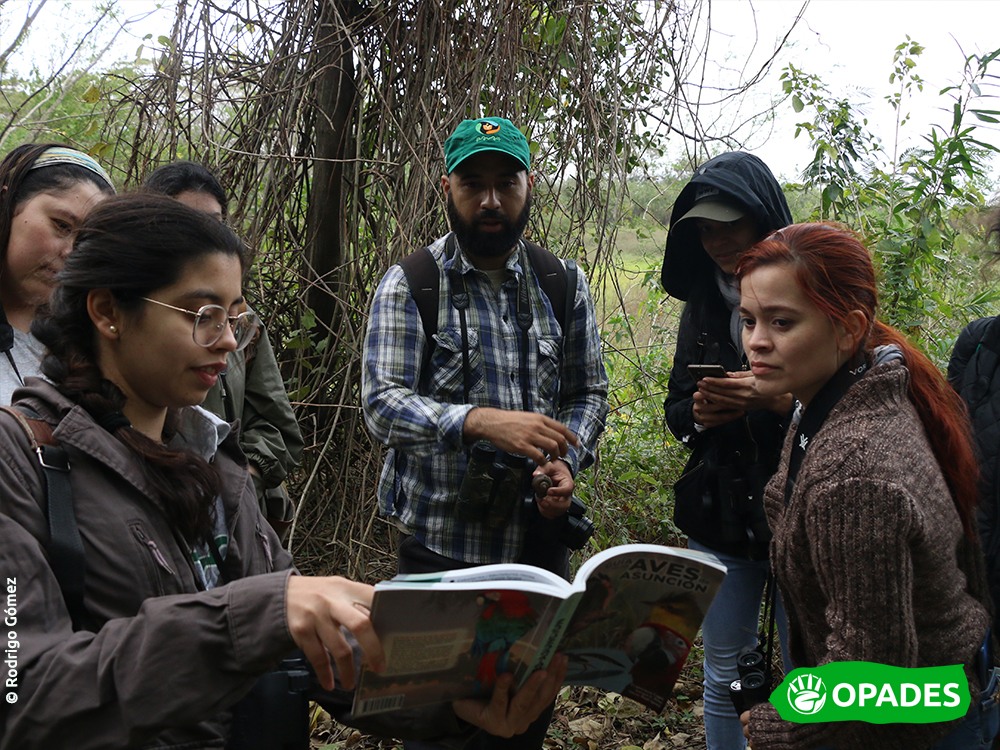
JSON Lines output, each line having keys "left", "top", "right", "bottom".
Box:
{"left": 748, "top": 362, "right": 990, "bottom": 749}
{"left": 0, "top": 380, "right": 295, "bottom": 749}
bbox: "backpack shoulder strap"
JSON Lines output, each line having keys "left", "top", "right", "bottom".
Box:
{"left": 523, "top": 240, "right": 575, "bottom": 334}
{"left": 398, "top": 245, "right": 442, "bottom": 344}
{"left": 0, "top": 405, "right": 88, "bottom": 629}
{"left": 0, "top": 404, "right": 53, "bottom": 446}
{"left": 399, "top": 238, "right": 577, "bottom": 340}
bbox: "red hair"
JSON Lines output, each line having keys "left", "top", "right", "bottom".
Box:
{"left": 737, "top": 223, "right": 978, "bottom": 539}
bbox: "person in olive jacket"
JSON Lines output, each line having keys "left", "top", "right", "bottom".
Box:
{"left": 661, "top": 152, "right": 793, "bottom": 750}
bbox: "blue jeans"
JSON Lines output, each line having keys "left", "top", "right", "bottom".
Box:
{"left": 931, "top": 666, "right": 1000, "bottom": 750}
{"left": 688, "top": 540, "right": 790, "bottom": 750}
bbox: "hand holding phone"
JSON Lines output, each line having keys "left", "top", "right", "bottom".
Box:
{"left": 688, "top": 364, "right": 728, "bottom": 380}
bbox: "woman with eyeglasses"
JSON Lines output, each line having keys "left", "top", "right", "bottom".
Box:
{"left": 143, "top": 161, "right": 304, "bottom": 543}
{"left": 0, "top": 194, "right": 566, "bottom": 749}
{"left": 0, "top": 143, "right": 115, "bottom": 404}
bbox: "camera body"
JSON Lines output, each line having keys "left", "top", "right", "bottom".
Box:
{"left": 728, "top": 648, "right": 772, "bottom": 714}
{"left": 227, "top": 656, "right": 311, "bottom": 750}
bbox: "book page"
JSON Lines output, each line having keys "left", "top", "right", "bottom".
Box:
{"left": 385, "top": 562, "right": 568, "bottom": 590}
{"left": 354, "top": 544, "right": 726, "bottom": 717}
{"left": 353, "top": 584, "right": 564, "bottom": 716}
{"left": 560, "top": 544, "right": 726, "bottom": 712}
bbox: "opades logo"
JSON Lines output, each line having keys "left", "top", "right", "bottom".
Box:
{"left": 771, "top": 662, "right": 969, "bottom": 724}
{"left": 785, "top": 672, "right": 827, "bottom": 715}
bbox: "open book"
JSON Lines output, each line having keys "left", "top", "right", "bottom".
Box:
{"left": 352, "top": 544, "right": 725, "bottom": 716}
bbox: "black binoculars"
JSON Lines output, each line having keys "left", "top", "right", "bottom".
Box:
{"left": 525, "top": 476, "right": 595, "bottom": 551}
{"left": 551, "top": 495, "right": 595, "bottom": 551}
{"left": 456, "top": 444, "right": 527, "bottom": 527}
{"left": 728, "top": 647, "right": 771, "bottom": 714}
{"left": 457, "top": 444, "right": 595, "bottom": 550}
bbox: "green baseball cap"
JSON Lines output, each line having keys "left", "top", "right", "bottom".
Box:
{"left": 444, "top": 117, "right": 531, "bottom": 174}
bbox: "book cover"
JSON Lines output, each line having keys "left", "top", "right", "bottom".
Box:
{"left": 352, "top": 544, "right": 725, "bottom": 717}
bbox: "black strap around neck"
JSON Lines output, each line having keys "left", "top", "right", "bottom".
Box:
{"left": 1, "top": 318, "right": 24, "bottom": 387}
{"left": 449, "top": 238, "right": 535, "bottom": 414}
{"left": 759, "top": 569, "right": 779, "bottom": 685}
{"left": 514, "top": 244, "right": 533, "bottom": 414}
{"left": 0, "top": 306, "right": 15, "bottom": 353}
{"left": 784, "top": 352, "right": 868, "bottom": 503}
{"left": 446, "top": 236, "right": 474, "bottom": 406}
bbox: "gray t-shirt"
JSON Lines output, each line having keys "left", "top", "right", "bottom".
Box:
{"left": 1, "top": 327, "right": 45, "bottom": 405}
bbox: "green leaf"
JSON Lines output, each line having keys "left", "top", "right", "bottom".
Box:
{"left": 823, "top": 184, "right": 843, "bottom": 204}
{"left": 791, "top": 94, "right": 804, "bottom": 113}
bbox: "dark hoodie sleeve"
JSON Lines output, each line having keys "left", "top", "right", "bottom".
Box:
{"left": 948, "top": 317, "right": 990, "bottom": 388}
{"left": 664, "top": 301, "right": 702, "bottom": 445}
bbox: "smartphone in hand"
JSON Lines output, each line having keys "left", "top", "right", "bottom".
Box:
{"left": 688, "top": 363, "right": 728, "bottom": 380}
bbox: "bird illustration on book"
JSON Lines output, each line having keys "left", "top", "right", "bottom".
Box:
{"left": 625, "top": 592, "right": 701, "bottom": 694}
{"left": 471, "top": 590, "right": 538, "bottom": 689}
{"left": 565, "top": 573, "right": 615, "bottom": 637}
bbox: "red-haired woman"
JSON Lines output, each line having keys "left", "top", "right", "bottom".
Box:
{"left": 737, "top": 223, "right": 995, "bottom": 749}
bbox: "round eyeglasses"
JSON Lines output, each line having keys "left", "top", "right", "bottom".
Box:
{"left": 140, "top": 297, "right": 259, "bottom": 351}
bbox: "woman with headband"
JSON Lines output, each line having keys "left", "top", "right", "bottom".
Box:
{"left": 0, "top": 143, "right": 115, "bottom": 403}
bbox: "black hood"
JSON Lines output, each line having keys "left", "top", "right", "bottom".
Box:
{"left": 660, "top": 152, "right": 792, "bottom": 300}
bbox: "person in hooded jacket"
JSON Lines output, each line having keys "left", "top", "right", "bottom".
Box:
{"left": 948, "top": 210, "right": 1000, "bottom": 639}
{"left": 661, "top": 152, "right": 793, "bottom": 750}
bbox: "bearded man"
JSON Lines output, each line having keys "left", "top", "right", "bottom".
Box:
{"left": 361, "top": 117, "right": 608, "bottom": 748}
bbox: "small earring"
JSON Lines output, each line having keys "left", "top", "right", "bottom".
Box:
{"left": 109, "top": 325, "right": 117, "bottom": 334}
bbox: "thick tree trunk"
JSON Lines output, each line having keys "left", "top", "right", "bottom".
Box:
{"left": 305, "top": 0, "right": 356, "bottom": 331}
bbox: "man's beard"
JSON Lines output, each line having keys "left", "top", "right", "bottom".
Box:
{"left": 447, "top": 194, "right": 531, "bottom": 258}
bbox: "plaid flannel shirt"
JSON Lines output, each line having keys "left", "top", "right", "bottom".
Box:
{"left": 362, "top": 233, "right": 608, "bottom": 564}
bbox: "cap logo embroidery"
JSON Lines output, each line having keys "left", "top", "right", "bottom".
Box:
{"left": 478, "top": 120, "right": 501, "bottom": 135}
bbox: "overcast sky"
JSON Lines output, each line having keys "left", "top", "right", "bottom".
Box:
{"left": 3, "top": 0, "right": 999, "bottom": 186}
{"left": 703, "top": 0, "right": 1000, "bottom": 184}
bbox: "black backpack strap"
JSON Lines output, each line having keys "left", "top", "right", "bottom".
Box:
{"left": 399, "top": 237, "right": 575, "bottom": 345}
{"left": 0, "top": 405, "right": 88, "bottom": 630}
{"left": 523, "top": 240, "right": 573, "bottom": 334}
{"left": 398, "top": 245, "right": 441, "bottom": 347}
